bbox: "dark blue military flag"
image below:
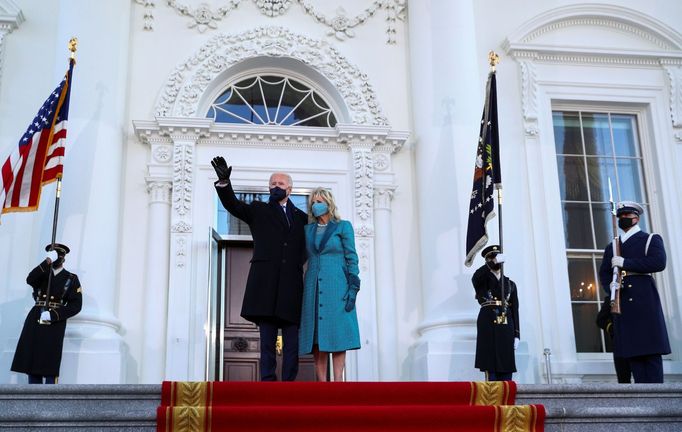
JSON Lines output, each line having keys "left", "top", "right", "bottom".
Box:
{"left": 464, "top": 72, "right": 500, "bottom": 267}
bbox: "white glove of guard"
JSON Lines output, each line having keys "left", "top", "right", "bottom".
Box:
{"left": 40, "top": 310, "right": 51, "bottom": 322}
{"left": 609, "top": 281, "right": 620, "bottom": 294}
{"left": 46, "top": 250, "right": 59, "bottom": 263}
{"left": 611, "top": 256, "right": 624, "bottom": 268}
{"left": 494, "top": 253, "right": 506, "bottom": 264}
{"left": 514, "top": 337, "right": 520, "bottom": 350}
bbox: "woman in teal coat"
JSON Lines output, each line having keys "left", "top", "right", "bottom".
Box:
{"left": 299, "top": 187, "right": 361, "bottom": 381}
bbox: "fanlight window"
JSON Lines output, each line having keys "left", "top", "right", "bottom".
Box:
{"left": 207, "top": 75, "right": 337, "bottom": 127}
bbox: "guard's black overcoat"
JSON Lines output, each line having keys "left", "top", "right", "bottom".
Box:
{"left": 11, "top": 260, "right": 82, "bottom": 377}
{"left": 216, "top": 182, "right": 307, "bottom": 325}
{"left": 599, "top": 230, "right": 670, "bottom": 358}
{"left": 472, "top": 265, "right": 520, "bottom": 374}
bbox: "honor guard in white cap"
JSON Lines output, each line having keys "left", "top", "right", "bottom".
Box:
{"left": 599, "top": 201, "right": 670, "bottom": 383}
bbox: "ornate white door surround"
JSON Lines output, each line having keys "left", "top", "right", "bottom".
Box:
{"left": 133, "top": 27, "right": 408, "bottom": 382}
{"left": 503, "top": 4, "right": 682, "bottom": 382}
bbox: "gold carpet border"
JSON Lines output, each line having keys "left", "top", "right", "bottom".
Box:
{"left": 496, "top": 405, "right": 538, "bottom": 432}
{"left": 472, "top": 381, "right": 508, "bottom": 406}
{"left": 170, "top": 406, "right": 209, "bottom": 432}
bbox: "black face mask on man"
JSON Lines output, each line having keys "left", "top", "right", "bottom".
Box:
{"left": 487, "top": 259, "right": 501, "bottom": 271}
{"left": 269, "top": 186, "right": 287, "bottom": 203}
{"left": 618, "top": 217, "right": 636, "bottom": 230}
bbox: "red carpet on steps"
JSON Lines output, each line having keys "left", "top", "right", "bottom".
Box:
{"left": 157, "top": 381, "right": 545, "bottom": 432}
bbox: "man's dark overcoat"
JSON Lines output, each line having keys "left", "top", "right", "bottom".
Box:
{"left": 12, "top": 260, "right": 82, "bottom": 377}
{"left": 216, "top": 182, "right": 307, "bottom": 324}
{"left": 599, "top": 230, "right": 670, "bottom": 359}
{"left": 472, "top": 265, "right": 520, "bottom": 374}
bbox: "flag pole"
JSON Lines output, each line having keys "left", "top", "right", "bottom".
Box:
{"left": 487, "top": 51, "right": 508, "bottom": 325}
{"left": 38, "top": 38, "right": 77, "bottom": 325}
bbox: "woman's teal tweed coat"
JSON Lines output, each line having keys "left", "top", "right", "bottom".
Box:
{"left": 299, "top": 220, "right": 361, "bottom": 354}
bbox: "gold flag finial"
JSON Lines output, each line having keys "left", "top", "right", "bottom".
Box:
{"left": 488, "top": 50, "right": 500, "bottom": 72}
{"left": 68, "top": 37, "right": 78, "bottom": 59}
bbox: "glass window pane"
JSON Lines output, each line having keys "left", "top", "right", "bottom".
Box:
{"left": 556, "top": 156, "right": 588, "bottom": 201}
{"left": 616, "top": 158, "right": 644, "bottom": 204}
{"left": 572, "top": 303, "right": 603, "bottom": 353}
{"left": 592, "top": 202, "right": 613, "bottom": 250}
{"left": 586, "top": 157, "right": 615, "bottom": 202}
{"left": 553, "top": 112, "right": 582, "bottom": 154}
{"left": 562, "top": 202, "right": 594, "bottom": 249}
{"left": 567, "top": 258, "right": 598, "bottom": 301}
{"left": 611, "top": 115, "right": 638, "bottom": 157}
{"left": 581, "top": 113, "right": 611, "bottom": 156}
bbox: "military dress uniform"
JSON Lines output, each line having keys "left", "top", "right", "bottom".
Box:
{"left": 11, "top": 255, "right": 82, "bottom": 382}
{"left": 598, "top": 201, "right": 670, "bottom": 383}
{"left": 472, "top": 246, "right": 520, "bottom": 381}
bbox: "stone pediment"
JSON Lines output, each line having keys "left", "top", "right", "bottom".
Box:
{"left": 503, "top": 4, "right": 682, "bottom": 61}
{"left": 0, "top": 0, "right": 24, "bottom": 31}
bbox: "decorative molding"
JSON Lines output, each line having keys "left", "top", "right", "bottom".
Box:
{"left": 175, "top": 236, "right": 187, "bottom": 267}
{"left": 664, "top": 66, "right": 682, "bottom": 128}
{"left": 519, "top": 60, "right": 537, "bottom": 122}
{"left": 357, "top": 238, "right": 370, "bottom": 273}
{"left": 135, "top": 0, "right": 405, "bottom": 43}
{"left": 153, "top": 145, "right": 172, "bottom": 163}
{"left": 147, "top": 180, "right": 172, "bottom": 204}
{"left": 506, "top": 4, "right": 682, "bottom": 51}
{"left": 355, "top": 225, "right": 374, "bottom": 237}
{"left": 171, "top": 220, "right": 193, "bottom": 233}
{"left": 373, "top": 153, "right": 390, "bottom": 171}
{"left": 373, "top": 186, "right": 395, "bottom": 211}
{"left": 0, "top": 0, "right": 24, "bottom": 88}
{"left": 351, "top": 148, "right": 374, "bottom": 222}
{"left": 155, "top": 27, "right": 389, "bottom": 126}
{"left": 133, "top": 0, "right": 154, "bottom": 30}
{"left": 172, "top": 143, "right": 193, "bottom": 217}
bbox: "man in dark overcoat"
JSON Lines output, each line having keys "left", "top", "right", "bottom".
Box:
{"left": 472, "top": 245, "right": 520, "bottom": 381}
{"left": 599, "top": 201, "right": 670, "bottom": 383}
{"left": 212, "top": 156, "right": 307, "bottom": 381}
{"left": 11, "top": 243, "right": 82, "bottom": 384}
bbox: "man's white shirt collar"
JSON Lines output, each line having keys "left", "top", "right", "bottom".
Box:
{"left": 620, "top": 224, "right": 641, "bottom": 243}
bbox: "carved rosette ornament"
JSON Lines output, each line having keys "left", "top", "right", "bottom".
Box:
{"left": 156, "top": 27, "right": 388, "bottom": 126}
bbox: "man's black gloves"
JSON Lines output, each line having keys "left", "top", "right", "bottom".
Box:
{"left": 211, "top": 156, "right": 232, "bottom": 182}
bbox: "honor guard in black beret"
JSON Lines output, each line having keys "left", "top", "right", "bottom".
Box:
{"left": 599, "top": 201, "right": 670, "bottom": 383}
{"left": 471, "top": 244, "right": 520, "bottom": 381}
{"left": 11, "top": 243, "right": 83, "bottom": 384}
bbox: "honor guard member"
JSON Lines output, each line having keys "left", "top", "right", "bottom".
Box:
{"left": 599, "top": 201, "right": 670, "bottom": 383}
{"left": 11, "top": 244, "right": 83, "bottom": 384}
{"left": 472, "top": 245, "right": 520, "bottom": 381}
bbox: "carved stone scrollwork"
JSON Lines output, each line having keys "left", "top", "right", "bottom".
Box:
{"left": 175, "top": 236, "right": 187, "bottom": 268}
{"left": 171, "top": 221, "right": 192, "bottom": 233}
{"left": 352, "top": 149, "right": 374, "bottom": 222}
{"left": 664, "top": 65, "right": 682, "bottom": 128}
{"left": 172, "top": 143, "right": 193, "bottom": 217}
{"left": 519, "top": 59, "right": 540, "bottom": 137}
{"left": 139, "top": 0, "right": 405, "bottom": 43}
{"left": 155, "top": 27, "right": 389, "bottom": 126}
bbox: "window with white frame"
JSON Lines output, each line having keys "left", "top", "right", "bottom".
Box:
{"left": 552, "top": 109, "right": 650, "bottom": 353}
{"left": 206, "top": 75, "right": 337, "bottom": 127}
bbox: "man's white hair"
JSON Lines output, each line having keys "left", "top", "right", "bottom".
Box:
{"left": 269, "top": 172, "right": 293, "bottom": 188}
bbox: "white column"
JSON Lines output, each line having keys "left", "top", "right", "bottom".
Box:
{"left": 373, "top": 186, "right": 399, "bottom": 380}
{"left": 53, "top": 0, "right": 131, "bottom": 383}
{"left": 407, "top": 0, "right": 483, "bottom": 380}
{"left": 141, "top": 180, "right": 172, "bottom": 383}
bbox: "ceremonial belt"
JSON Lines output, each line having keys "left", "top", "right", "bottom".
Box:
{"left": 480, "top": 300, "right": 503, "bottom": 308}
{"left": 35, "top": 301, "right": 63, "bottom": 308}
{"left": 622, "top": 271, "right": 651, "bottom": 277}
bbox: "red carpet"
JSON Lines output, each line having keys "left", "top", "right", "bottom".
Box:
{"left": 157, "top": 381, "right": 545, "bottom": 432}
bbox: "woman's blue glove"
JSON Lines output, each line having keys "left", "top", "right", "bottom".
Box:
{"left": 344, "top": 288, "right": 359, "bottom": 312}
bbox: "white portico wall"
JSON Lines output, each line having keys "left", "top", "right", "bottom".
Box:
{"left": 407, "top": 0, "right": 485, "bottom": 381}
{"left": 133, "top": 27, "right": 409, "bottom": 381}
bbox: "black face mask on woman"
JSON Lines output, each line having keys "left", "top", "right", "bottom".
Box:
{"left": 618, "top": 217, "right": 636, "bottom": 230}
{"left": 269, "top": 186, "right": 287, "bottom": 203}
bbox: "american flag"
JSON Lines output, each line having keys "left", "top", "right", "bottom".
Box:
{"left": 1, "top": 58, "right": 74, "bottom": 218}
{"left": 464, "top": 71, "right": 501, "bottom": 267}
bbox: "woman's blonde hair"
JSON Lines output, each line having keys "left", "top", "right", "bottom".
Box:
{"left": 308, "top": 187, "right": 342, "bottom": 223}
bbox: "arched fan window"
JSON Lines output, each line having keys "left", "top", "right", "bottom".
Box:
{"left": 207, "top": 75, "right": 337, "bottom": 127}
